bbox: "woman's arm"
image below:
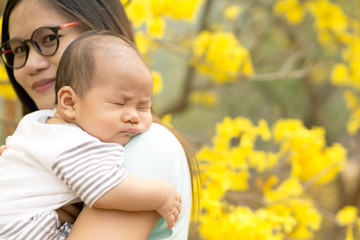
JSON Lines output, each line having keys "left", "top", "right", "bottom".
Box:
{"left": 67, "top": 206, "right": 160, "bottom": 240}
{"left": 67, "top": 123, "right": 192, "bottom": 239}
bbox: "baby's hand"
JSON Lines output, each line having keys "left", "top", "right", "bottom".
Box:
{"left": 156, "top": 182, "right": 182, "bottom": 229}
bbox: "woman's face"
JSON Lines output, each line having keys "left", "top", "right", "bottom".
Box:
{"left": 8, "top": 0, "right": 83, "bottom": 109}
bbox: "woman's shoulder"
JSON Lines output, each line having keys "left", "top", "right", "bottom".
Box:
{"left": 126, "top": 123, "right": 182, "bottom": 151}
{"left": 136, "top": 123, "right": 177, "bottom": 140}
{"left": 123, "top": 123, "right": 187, "bottom": 180}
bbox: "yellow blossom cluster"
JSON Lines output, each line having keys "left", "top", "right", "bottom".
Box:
{"left": 273, "top": 0, "right": 360, "bottom": 135}
{"left": 160, "top": 113, "right": 173, "bottom": 128}
{"left": 324, "top": 9, "right": 360, "bottom": 134}
{"left": 197, "top": 116, "right": 346, "bottom": 239}
{"left": 189, "top": 90, "right": 218, "bottom": 107}
{"left": 191, "top": 31, "right": 254, "bottom": 83}
{"left": 274, "top": 0, "right": 350, "bottom": 47}
{"left": 273, "top": 119, "right": 346, "bottom": 184}
{"left": 343, "top": 90, "right": 360, "bottom": 135}
{"left": 151, "top": 71, "right": 164, "bottom": 95}
{"left": 224, "top": 5, "right": 242, "bottom": 22}
{"left": 273, "top": 0, "right": 304, "bottom": 25}
{"left": 199, "top": 205, "right": 284, "bottom": 240}
{"left": 329, "top": 35, "right": 360, "bottom": 134}
{"left": 306, "top": 0, "right": 350, "bottom": 48}
{"left": 0, "top": 66, "right": 16, "bottom": 100}
{"left": 336, "top": 206, "right": 360, "bottom": 240}
{"left": 122, "top": 0, "right": 203, "bottom": 43}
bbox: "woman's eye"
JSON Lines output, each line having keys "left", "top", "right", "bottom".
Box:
{"left": 42, "top": 35, "right": 57, "bottom": 46}
{"left": 13, "top": 46, "right": 26, "bottom": 55}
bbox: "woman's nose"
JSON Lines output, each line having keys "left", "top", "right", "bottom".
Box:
{"left": 24, "top": 47, "right": 49, "bottom": 74}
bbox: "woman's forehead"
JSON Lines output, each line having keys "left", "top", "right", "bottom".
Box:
{"left": 8, "top": 0, "right": 67, "bottom": 39}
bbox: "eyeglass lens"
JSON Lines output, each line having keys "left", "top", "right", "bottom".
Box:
{"left": 1, "top": 27, "right": 59, "bottom": 69}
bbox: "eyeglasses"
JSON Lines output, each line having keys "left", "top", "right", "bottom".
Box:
{"left": 0, "top": 21, "right": 80, "bottom": 69}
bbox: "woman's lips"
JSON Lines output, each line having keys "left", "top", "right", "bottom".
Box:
{"left": 33, "top": 79, "right": 55, "bottom": 93}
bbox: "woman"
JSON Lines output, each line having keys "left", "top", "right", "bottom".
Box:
{"left": 1, "top": 0, "right": 199, "bottom": 239}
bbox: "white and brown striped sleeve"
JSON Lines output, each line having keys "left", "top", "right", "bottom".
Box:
{"left": 51, "top": 140, "right": 127, "bottom": 206}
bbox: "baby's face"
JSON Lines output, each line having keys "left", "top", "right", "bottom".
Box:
{"left": 74, "top": 49, "right": 153, "bottom": 145}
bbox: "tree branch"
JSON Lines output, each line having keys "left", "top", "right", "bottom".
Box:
{"left": 158, "top": 0, "right": 214, "bottom": 116}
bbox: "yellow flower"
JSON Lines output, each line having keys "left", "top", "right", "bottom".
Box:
{"left": 257, "top": 119, "right": 271, "bottom": 140}
{"left": 191, "top": 31, "right": 254, "bottom": 82}
{"left": 135, "top": 31, "right": 151, "bottom": 55}
{"left": 224, "top": 5, "right": 242, "bottom": 21}
{"left": 125, "top": 0, "right": 153, "bottom": 27}
{"left": 0, "top": 81, "right": 17, "bottom": 100}
{"left": 307, "top": 0, "right": 348, "bottom": 33}
{"left": 264, "top": 176, "right": 303, "bottom": 203}
{"left": 0, "top": 65, "right": 16, "bottom": 100}
{"left": 149, "top": 0, "right": 166, "bottom": 17}
{"left": 191, "top": 31, "right": 211, "bottom": 58}
{"left": 286, "top": 199, "right": 322, "bottom": 239}
{"left": 189, "top": 90, "right": 218, "bottom": 107}
{"left": 306, "top": 0, "right": 349, "bottom": 48}
{"left": 274, "top": 0, "right": 304, "bottom": 25}
{"left": 152, "top": 71, "right": 164, "bottom": 95}
{"left": 273, "top": 119, "right": 346, "bottom": 184}
{"left": 146, "top": 17, "right": 165, "bottom": 38}
{"left": 344, "top": 90, "right": 358, "bottom": 110}
{"left": 331, "top": 63, "right": 350, "bottom": 86}
{"left": 345, "top": 226, "right": 354, "bottom": 240}
{"left": 347, "top": 108, "right": 360, "bottom": 135}
{"left": 0, "top": 64, "right": 8, "bottom": 80}
{"left": 161, "top": 113, "right": 173, "bottom": 128}
{"left": 199, "top": 205, "right": 283, "bottom": 240}
{"left": 163, "top": 0, "right": 204, "bottom": 21}
{"left": 336, "top": 206, "right": 358, "bottom": 226}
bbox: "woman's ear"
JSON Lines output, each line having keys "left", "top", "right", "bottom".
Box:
{"left": 57, "top": 86, "right": 78, "bottom": 119}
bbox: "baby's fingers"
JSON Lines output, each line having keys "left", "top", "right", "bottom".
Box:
{"left": 173, "top": 206, "right": 180, "bottom": 223}
{"left": 176, "top": 197, "right": 181, "bottom": 214}
{"left": 166, "top": 214, "right": 175, "bottom": 229}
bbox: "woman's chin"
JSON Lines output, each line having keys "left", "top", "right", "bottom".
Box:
{"left": 35, "top": 96, "right": 56, "bottom": 110}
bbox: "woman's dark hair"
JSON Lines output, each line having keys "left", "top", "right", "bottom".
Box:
{"left": 1, "top": 0, "right": 134, "bottom": 114}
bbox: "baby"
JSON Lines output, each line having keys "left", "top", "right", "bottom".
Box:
{"left": 0, "top": 30, "right": 181, "bottom": 239}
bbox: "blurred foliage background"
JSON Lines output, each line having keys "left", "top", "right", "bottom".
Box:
{"left": 2, "top": 0, "right": 360, "bottom": 239}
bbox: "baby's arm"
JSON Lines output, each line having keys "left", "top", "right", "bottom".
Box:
{"left": 92, "top": 174, "right": 182, "bottom": 229}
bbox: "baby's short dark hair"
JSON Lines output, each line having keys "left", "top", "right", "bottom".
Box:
{"left": 55, "top": 30, "right": 148, "bottom": 104}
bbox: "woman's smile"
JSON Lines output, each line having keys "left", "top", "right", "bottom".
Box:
{"left": 32, "top": 78, "right": 56, "bottom": 93}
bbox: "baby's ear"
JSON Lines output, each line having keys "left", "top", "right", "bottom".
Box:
{"left": 57, "top": 86, "right": 78, "bottom": 119}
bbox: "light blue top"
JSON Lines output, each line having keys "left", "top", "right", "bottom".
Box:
{"left": 124, "top": 123, "right": 192, "bottom": 239}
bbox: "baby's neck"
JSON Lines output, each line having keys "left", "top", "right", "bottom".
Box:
{"left": 46, "top": 111, "right": 70, "bottom": 125}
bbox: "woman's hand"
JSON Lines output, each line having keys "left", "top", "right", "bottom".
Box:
{"left": 0, "top": 145, "right": 6, "bottom": 155}
{"left": 56, "top": 203, "right": 83, "bottom": 224}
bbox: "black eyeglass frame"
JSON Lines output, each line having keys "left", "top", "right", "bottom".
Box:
{"left": 1, "top": 21, "right": 80, "bottom": 69}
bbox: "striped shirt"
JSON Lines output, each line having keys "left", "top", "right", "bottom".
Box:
{"left": 0, "top": 110, "right": 127, "bottom": 239}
